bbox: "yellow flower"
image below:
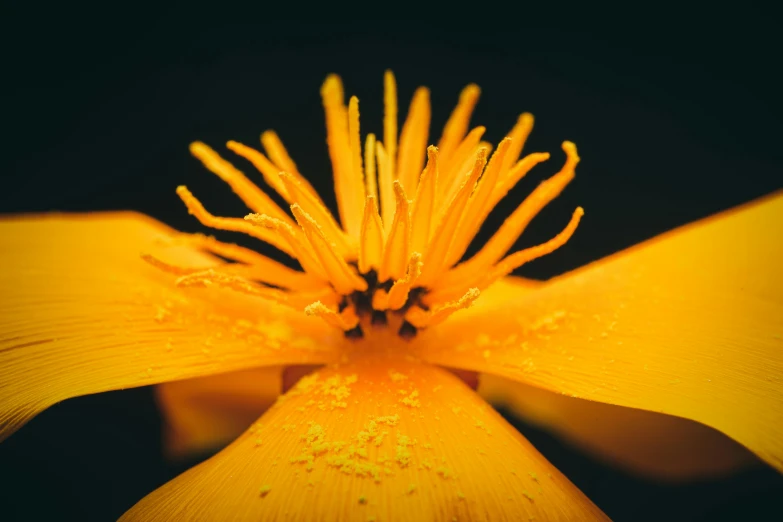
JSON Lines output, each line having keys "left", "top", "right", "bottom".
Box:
{"left": 1, "top": 71, "right": 781, "bottom": 521}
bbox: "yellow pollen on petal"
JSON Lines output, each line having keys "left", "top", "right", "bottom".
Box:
{"left": 147, "top": 72, "right": 582, "bottom": 337}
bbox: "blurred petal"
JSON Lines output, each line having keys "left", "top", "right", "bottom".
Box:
{"left": 415, "top": 192, "right": 783, "bottom": 472}
{"left": 0, "top": 213, "right": 343, "bottom": 440}
{"left": 479, "top": 373, "right": 760, "bottom": 480}
{"left": 157, "top": 367, "right": 283, "bottom": 459}
{"left": 122, "top": 356, "right": 608, "bottom": 521}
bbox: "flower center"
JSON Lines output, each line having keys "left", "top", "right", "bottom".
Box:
{"left": 337, "top": 265, "right": 429, "bottom": 339}
{"left": 144, "top": 72, "right": 583, "bottom": 340}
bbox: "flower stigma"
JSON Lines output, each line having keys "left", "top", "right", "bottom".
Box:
{"left": 144, "top": 71, "right": 583, "bottom": 340}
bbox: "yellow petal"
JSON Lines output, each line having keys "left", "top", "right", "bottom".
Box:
{"left": 157, "top": 367, "right": 282, "bottom": 460}
{"left": 122, "top": 356, "right": 608, "bottom": 521}
{"left": 479, "top": 373, "right": 760, "bottom": 480}
{"left": 414, "top": 192, "right": 783, "bottom": 472}
{"left": 0, "top": 213, "right": 344, "bottom": 441}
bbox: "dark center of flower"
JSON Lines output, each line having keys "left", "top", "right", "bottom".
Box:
{"left": 339, "top": 264, "right": 430, "bottom": 339}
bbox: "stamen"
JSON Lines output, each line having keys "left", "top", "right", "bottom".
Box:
{"left": 143, "top": 253, "right": 277, "bottom": 282}
{"left": 174, "top": 73, "right": 582, "bottom": 336}
{"left": 437, "top": 84, "right": 481, "bottom": 162}
{"left": 176, "top": 186, "right": 294, "bottom": 256}
{"left": 375, "top": 141, "right": 395, "bottom": 232}
{"left": 435, "top": 142, "right": 579, "bottom": 288}
{"left": 478, "top": 141, "right": 495, "bottom": 158}
{"left": 166, "top": 232, "right": 270, "bottom": 266}
{"left": 425, "top": 207, "right": 584, "bottom": 305}
{"left": 305, "top": 301, "right": 360, "bottom": 331}
{"left": 291, "top": 205, "right": 368, "bottom": 295}
{"left": 260, "top": 131, "right": 323, "bottom": 205}
{"left": 244, "top": 213, "right": 329, "bottom": 281}
{"left": 358, "top": 196, "right": 384, "bottom": 274}
{"left": 378, "top": 181, "right": 411, "bottom": 282}
{"left": 383, "top": 70, "right": 398, "bottom": 182}
{"left": 444, "top": 138, "right": 512, "bottom": 268}
{"left": 439, "top": 126, "right": 486, "bottom": 206}
{"left": 321, "top": 75, "right": 360, "bottom": 234}
{"left": 189, "top": 142, "right": 291, "bottom": 223}
{"left": 176, "top": 269, "right": 289, "bottom": 305}
{"left": 279, "top": 171, "right": 354, "bottom": 257}
{"left": 149, "top": 235, "right": 326, "bottom": 291}
{"left": 405, "top": 287, "right": 480, "bottom": 328}
{"left": 225, "top": 140, "right": 288, "bottom": 200}
{"left": 487, "top": 206, "right": 584, "bottom": 282}
{"left": 386, "top": 253, "right": 423, "bottom": 310}
{"left": 371, "top": 288, "right": 390, "bottom": 311}
{"left": 347, "top": 96, "right": 367, "bottom": 240}
{"left": 410, "top": 146, "right": 439, "bottom": 254}
{"left": 364, "top": 133, "right": 378, "bottom": 202}
{"left": 396, "top": 87, "right": 431, "bottom": 195}
{"left": 500, "top": 113, "right": 535, "bottom": 176}
{"left": 141, "top": 254, "right": 203, "bottom": 275}
{"left": 176, "top": 269, "right": 340, "bottom": 311}
{"left": 418, "top": 148, "right": 487, "bottom": 286}
{"left": 487, "top": 152, "right": 551, "bottom": 213}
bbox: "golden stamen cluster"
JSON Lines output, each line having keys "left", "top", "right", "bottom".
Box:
{"left": 144, "top": 71, "right": 583, "bottom": 338}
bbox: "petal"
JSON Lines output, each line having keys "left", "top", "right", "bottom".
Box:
{"left": 0, "top": 213, "right": 343, "bottom": 440}
{"left": 479, "top": 373, "right": 760, "bottom": 480}
{"left": 414, "top": 192, "right": 783, "bottom": 472}
{"left": 157, "top": 366, "right": 282, "bottom": 459}
{"left": 122, "top": 356, "right": 608, "bottom": 521}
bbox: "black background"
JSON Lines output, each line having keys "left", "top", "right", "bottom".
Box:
{"left": 1, "top": 12, "right": 781, "bottom": 522}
